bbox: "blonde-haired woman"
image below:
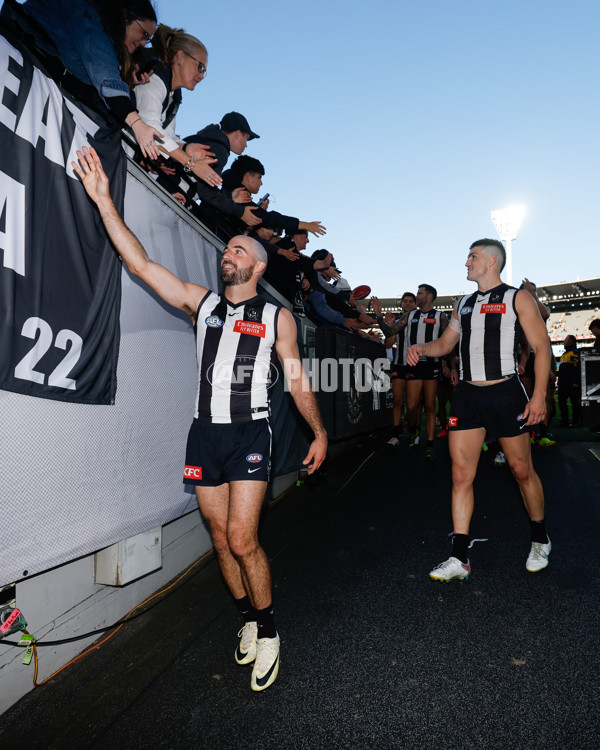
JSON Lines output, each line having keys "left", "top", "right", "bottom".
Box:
{"left": 134, "top": 25, "right": 220, "bottom": 187}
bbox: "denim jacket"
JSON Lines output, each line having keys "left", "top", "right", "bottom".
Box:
{"left": 22, "top": 0, "right": 130, "bottom": 103}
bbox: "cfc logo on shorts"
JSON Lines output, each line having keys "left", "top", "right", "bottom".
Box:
{"left": 246, "top": 454, "right": 263, "bottom": 463}
{"left": 448, "top": 417, "right": 458, "bottom": 427}
{"left": 184, "top": 465, "right": 203, "bottom": 479}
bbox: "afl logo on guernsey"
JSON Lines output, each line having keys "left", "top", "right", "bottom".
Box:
{"left": 246, "top": 453, "right": 263, "bottom": 463}
{"left": 205, "top": 315, "right": 224, "bottom": 328}
{"left": 460, "top": 307, "right": 473, "bottom": 315}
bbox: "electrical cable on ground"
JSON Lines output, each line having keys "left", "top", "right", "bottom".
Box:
{"left": 1, "top": 548, "right": 214, "bottom": 687}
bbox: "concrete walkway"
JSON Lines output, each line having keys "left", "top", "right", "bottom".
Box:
{"left": 1, "top": 431, "right": 599, "bottom": 749}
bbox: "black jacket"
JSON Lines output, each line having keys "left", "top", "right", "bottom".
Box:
{"left": 220, "top": 168, "right": 300, "bottom": 234}
{"left": 183, "top": 125, "right": 243, "bottom": 218}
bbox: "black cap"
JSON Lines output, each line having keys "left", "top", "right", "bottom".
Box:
{"left": 220, "top": 112, "right": 259, "bottom": 139}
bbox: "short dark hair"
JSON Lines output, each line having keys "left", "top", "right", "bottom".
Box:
{"left": 401, "top": 292, "right": 416, "bottom": 302}
{"left": 292, "top": 228, "right": 308, "bottom": 236}
{"left": 470, "top": 238, "right": 506, "bottom": 272}
{"left": 589, "top": 319, "right": 600, "bottom": 332}
{"left": 229, "top": 155, "right": 265, "bottom": 178}
{"left": 418, "top": 283, "right": 437, "bottom": 301}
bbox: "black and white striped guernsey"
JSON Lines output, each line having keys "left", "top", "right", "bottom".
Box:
{"left": 193, "top": 292, "right": 280, "bottom": 423}
{"left": 402, "top": 308, "right": 444, "bottom": 364}
{"left": 456, "top": 283, "right": 522, "bottom": 381}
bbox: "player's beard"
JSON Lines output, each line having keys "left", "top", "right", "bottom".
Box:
{"left": 221, "top": 263, "right": 254, "bottom": 286}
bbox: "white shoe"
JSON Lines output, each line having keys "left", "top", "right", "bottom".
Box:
{"left": 526, "top": 538, "right": 551, "bottom": 572}
{"left": 387, "top": 436, "right": 400, "bottom": 446}
{"left": 251, "top": 634, "right": 280, "bottom": 692}
{"left": 235, "top": 621, "right": 258, "bottom": 665}
{"left": 429, "top": 556, "right": 471, "bottom": 581}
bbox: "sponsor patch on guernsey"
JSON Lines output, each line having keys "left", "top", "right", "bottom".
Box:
{"left": 205, "top": 315, "right": 224, "bottom": 328}
{"left": 234, "top": 320, "right": 266, "bottom": 338}
{"left": 423, "top": 318, "right": 437, "bottom": 324}
{"left": 481, "top": 303, "right": 506, "bottom": 314}
{"left": 184, "top": 465, "right": 202, "bottom": 480}
{"left": 246, "top": 453, "right": 263, "bottom": 463}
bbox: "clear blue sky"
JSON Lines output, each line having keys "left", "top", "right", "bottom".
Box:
{"left": 155, "top": 0, "right": 599, "bottom": 298}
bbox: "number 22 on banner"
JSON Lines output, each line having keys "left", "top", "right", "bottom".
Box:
{"left": 14, "top": 317, "right": 83, "bottom": 390}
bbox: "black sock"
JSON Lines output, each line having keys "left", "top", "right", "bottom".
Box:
{"left": 427, "top": 439, "right": 434, "bottom": 448}
{"left": 530, "top": 519, "right": 548, "bottom": 544}
{"left": 452, "top": 534, "right": 470, "bottom": 563}
{"left": 235, "top": 595, "right": 257, "bottom": 623}
{"left": 256, "top": 604, "right": 277, "bottom": 640}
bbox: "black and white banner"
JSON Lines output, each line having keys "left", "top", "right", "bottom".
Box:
{"left": 0, "top": 32, "right": 124, "bottom": 404}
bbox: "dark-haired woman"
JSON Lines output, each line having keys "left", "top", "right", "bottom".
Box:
{"left": 23, "top": 0, "right": 162, "bottom": 159}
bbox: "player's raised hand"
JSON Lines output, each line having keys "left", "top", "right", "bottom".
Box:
{"left": 72, "top": 147, "right": 110, "bottom": 204}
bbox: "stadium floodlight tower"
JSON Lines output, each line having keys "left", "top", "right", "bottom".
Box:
{"left": 490, "top": 204, "right": 526, "bottom": 286}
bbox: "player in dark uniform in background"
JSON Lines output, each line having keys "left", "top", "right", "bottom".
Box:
{"left": 557, "top": 334, "right": 581, "bottom": 427}
{"left": 73, "top": 147, "right": 327, "bottom": 692}
{"left": 407, "top": 239, "right": 552, "bottom": 581}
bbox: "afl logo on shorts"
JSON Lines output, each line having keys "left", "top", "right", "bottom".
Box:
{"left": 205, "top": 315, "right": 224, "bottom": 328}
{"left": 246, "top": 453, "right": 263, "bottom": 463}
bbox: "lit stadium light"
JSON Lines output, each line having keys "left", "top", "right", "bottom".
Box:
{"left": 490, "top": 205, "right": 526, "bottom": 285}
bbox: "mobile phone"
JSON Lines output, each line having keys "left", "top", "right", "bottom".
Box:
{"left": 259, "top": 193, "right": 270, "bottom": 203}
{"left": 138, "top": 56, "right": 160, "bottom": 76}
